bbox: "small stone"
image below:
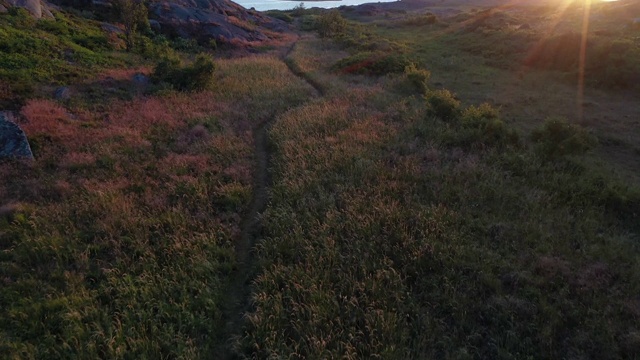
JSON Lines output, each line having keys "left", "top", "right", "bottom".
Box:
{"left": 132, "top": 73, "right": 149, "bottom": 85}
{"left": 54, "top": 86, "right": 70, "bottom": 100}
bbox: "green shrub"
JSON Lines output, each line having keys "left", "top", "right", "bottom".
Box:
{"left": 187, "top": 54, "right": 216, "bottom": 91}
{"left": 36, "top": 18, "right": 70, "bottom": 36}
{"left": 153, "top": 53, "right": 216, "bottom": 92}
{"left": 300, "top": 15, "right": 318, "bottom": 31}
{"left": 441, "top": 103, "right": 520, "bottom": 149}
{"left": 292, "top": 2, "right": 306, "bottom": 17}
{"left": 265, "top": 10, "right": 294, "bottom": 23}
{"left": 316, "top": 10, "right": 347, "bottom": 38}
{"left": 333, "top": 52, "right": 411, "bottom": 76}
{"left": 531, "top": 117, "right": 597, "bottom": 159}
{"left": 6, "top": 7, "right": 36, "bottom": 29}
{"left": 461, "top": 102, "right": 499, "bottom": 126}
{"left": 425, "top": 89, "right": 460, "bottom": 121}
{"left": 399, "top": 13, "right": 438, "bottom": 27}
{"left": 403, "top": 63, "right": 430, "bottom": 94}
{"left": 172, "top": 37, "right": 202, "bottom": 53}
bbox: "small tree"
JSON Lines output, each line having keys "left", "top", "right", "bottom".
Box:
{"left": 112, "top": 0, "right": 149, "bottom": 51}
{"left": 292, "top": 2, "right": 305, "bottom": 17}
{"left": 316, "top": 10, "right": 347, "bottom": 39}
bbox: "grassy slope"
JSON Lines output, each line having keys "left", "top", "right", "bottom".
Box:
{"left": 1, "top": 4, "right": 640, "bottom": 359}
{"left": 368, "top": 3, "right": 640, "bottom": 184}
{"left": 242, "top": 23, "right": 640, "bottom": 359}
{"left": 0, "top": 15, "right": 315, "bottom": 356}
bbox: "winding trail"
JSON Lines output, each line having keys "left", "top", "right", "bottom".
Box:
{"left": 215, "top": 36, "right": 324, "bottom": 359}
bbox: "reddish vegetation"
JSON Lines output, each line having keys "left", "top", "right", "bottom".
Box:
{"left": 21, "top": 99, "right": 75, "bottom": 139}
{"left": 97, "top": 67, "right": 151, "bottom": 82}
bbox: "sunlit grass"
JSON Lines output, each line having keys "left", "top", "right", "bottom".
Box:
{"left": 242, "top": 33, "right": 640, "bottom": 359}
{"left": 0, "top": 54, "right": 315, "bottom": 359}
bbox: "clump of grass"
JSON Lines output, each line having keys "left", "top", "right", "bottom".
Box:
{"left": 531, "top": 117, "right": 598, "bottom": 159}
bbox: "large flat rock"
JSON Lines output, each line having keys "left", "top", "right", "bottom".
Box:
{"left": 149, "top": 0, "right": 289, "bottom": 44}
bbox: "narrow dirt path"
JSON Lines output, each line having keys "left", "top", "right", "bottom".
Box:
{"left": 215, "top": 118, "right": 272, "bottom": 360}
{"left": 214, "top": 36, "right": 324, "bottom": 359}
{"left": 282, "top": 38, "right": 326, "bottom": 97}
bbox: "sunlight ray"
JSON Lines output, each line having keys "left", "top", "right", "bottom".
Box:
{"left": 577, "top": 0, "right": 592, "bottom": 122}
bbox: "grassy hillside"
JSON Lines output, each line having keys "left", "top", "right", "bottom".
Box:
{"left": 240, "top": 30, "right": 640, "bottom": 358}
{"left": 2, "top": 3, "right": 640, "bottom": 359}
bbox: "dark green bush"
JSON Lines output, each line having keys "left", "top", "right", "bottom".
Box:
{"left": 461, "top": 102, "right": 499, "bottom": 126}
{"left": 71, "top": 34, "right": 111, "bottom": 51}
{"left": 265, "top": 10, "right": 294, "bottom": 23}
{"left": 425, "top": 89, "right": 460, "bottom": 121}
{"left": 316, "top": 10, "right": 347, "bottom": 38}
{"left": 441, "top": 103, "right": 520, "bottom": 149}
{"left": 36, "top": 18, "right": 71, "bottom": 36}
{"left": 6, "top": 7, "right": 36, "bottom": 29}
{"left": 398, "top": 13, "right": 438, "bottom": 27}
{"left": 172, "top": 37, "right": 202, "bottom": 53}
{"left": 300, "top": 15, "right": 318, "bottom": 31}
{"left": 403, "top": 63, "right": 430, "bottom": 94}
{"left": 153, "top": 53, "right": 216, "bottom": 92}
{"left": 531, "top": 117, "right": 597, "bottom": 159}
{"left": 187, "top": 54, "right": 216, "bottom": 91}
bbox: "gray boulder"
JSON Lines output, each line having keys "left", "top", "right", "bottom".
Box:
{"left": 5, "top": 0, "right": 54, "bottom": 18}
{"left": 0, "top": 114, "right": 34, "bottom": 160}
{"left": 149, "top": 0, "right": 289, "bottom": 45}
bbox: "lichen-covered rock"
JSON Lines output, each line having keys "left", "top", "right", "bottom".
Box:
{"left": 0, "top": 114, "right": 34, "bottom": 160}
{"left": 148, "top": 0, "right": 289, "bottom": 45}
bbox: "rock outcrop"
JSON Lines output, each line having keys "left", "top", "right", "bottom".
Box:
{"left": 0, "top": 113, "right": 34, "bottom": 160}
{"left": 148, "top": 0, "right": 289, "bottom": 44}
{"left": 4, "top": 0, "right": 54, "bottom": 18}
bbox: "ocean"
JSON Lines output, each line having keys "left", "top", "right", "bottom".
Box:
{"left": 234, "top": 0, "right": 397, "bottom": 11}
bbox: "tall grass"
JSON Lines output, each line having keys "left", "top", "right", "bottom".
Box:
{"left": 241, "top": 36, "right": 640, "bottom": 359}
{"left": 0, "top": 55, "right": 315, "bottom": 359}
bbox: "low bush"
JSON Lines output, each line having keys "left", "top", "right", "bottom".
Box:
{"left": 461, "top": 102, "right": 499, "bottom": 126}
{"left": 264, "top": 10, "right": 294, "bottom": 23}
{"left": 152, "top": 54, "right": 216, "bottom": 91}
{"left": 425, "top": 89, "right": 460, "bottom": 121}
{"left": 403, "top": 63, "right": 431, "bottom": 94}
{"left": 442, "top": 103, "right": 520, "bottom": 150}
{"left": 531, "top": 117, "right": 597, "bottom": 159}
{"left": 398, "top": 13, "right": 438, "bottom": 27}
{"left": 459, "top": 118, "right": 520, "bottom": 150}
{"left": 316, "top": 10, "right": 348, "bottom": 38}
